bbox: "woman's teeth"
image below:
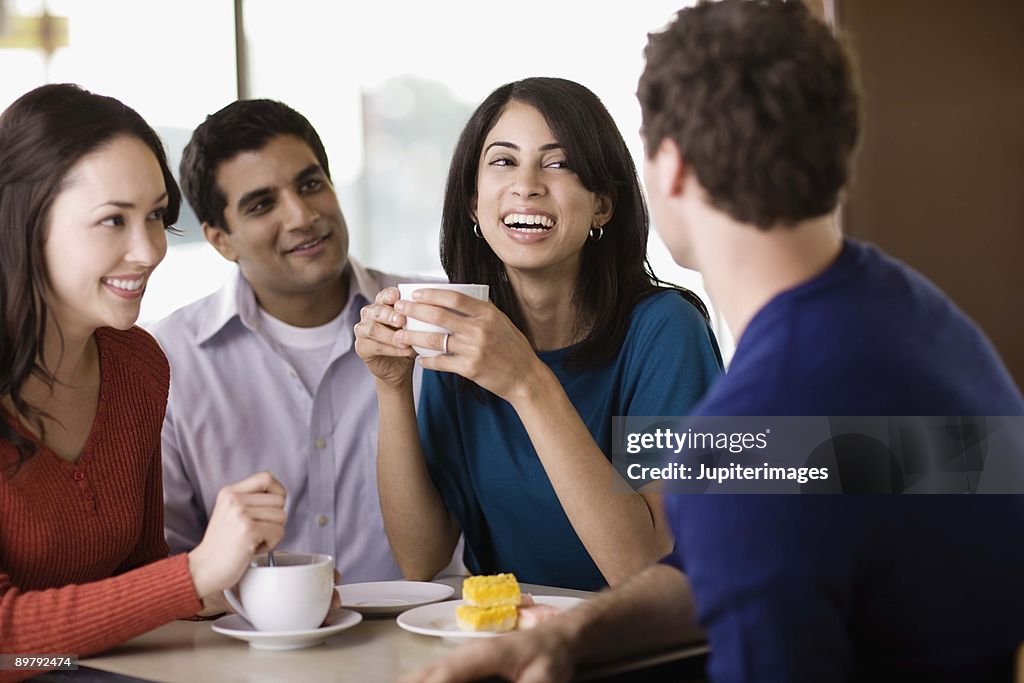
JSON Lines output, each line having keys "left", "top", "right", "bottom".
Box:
{"left": 103, "top": 277, "right": 144, "bottom": 291}
{"left": 503, "top": 213, "right": 555, "bottom": 232}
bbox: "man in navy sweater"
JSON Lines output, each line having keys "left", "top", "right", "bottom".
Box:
{"left": 402, "top": 2, "right": 1024, "bottom": 682}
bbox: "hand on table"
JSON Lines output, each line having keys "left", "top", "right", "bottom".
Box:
{"left": 393, "top": 289, "right": 542, "bottom": 403}
{"left": 355, "top": 287, "right": 417, "bottom": 389}
{"left": 187, "top": 471, "right": 287, "bottom": 599}
{"left": 399, "top": 624, "right": 576, "bottom": 683}
{"left": 196, "top": 593, "right": 229, "bottom": 618}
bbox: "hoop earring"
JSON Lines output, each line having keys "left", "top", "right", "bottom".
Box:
{"left": 589, "top": 225, "right": 604, "bottom": 241}
{"left": 473, "top": 223, "right": 484, "bottom": 239}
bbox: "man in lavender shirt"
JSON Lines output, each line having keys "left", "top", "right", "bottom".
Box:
{"left": 151, "top": 100, "right": 413, "bottom": 587}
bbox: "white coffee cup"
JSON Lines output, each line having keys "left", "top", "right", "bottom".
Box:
{"left": 397, "top": 283, "right": 490, "bottom": 357}
{"left": 223, "top": 552, "right": 334, "bottom": 632}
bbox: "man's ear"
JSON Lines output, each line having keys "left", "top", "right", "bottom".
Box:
{"left": 653, "top": 137, "right": 687, "bottom": 199}
{"left": 203, "top": 222, "right": 238, "bottom": 262}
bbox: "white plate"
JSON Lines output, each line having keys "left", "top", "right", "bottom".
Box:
{"left": 397, "top": 596, "right": 584, "bottom": 644}
{"left": 336, "top": 580, "right": 456, "bottom": 616}
{"left": 211, "top": 609, "right": 362, "bottom": 650}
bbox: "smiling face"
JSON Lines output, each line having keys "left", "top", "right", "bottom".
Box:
{"left": 43, "top": 135, "right": 169, "bottom": 338}
{"left": 205, "top": 134, "right": 350, "bottom": 322}
{"left": 473, "top": 101, "right": 612, "bottom": 281}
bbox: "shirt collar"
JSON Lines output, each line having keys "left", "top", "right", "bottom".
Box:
{"left": 347, "top": 256, "right": 383, "bottom": 310}
{"left": 195, "top": 256, "right": 378, "bottom": 345}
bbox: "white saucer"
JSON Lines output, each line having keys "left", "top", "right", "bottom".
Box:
{"left": 211, "top": 609, "right": 362, "bottom": 650}
{"left": 336, "top": 580, "right": 455, "bottom": 616}
{"left": 397, "top": 596, "right": 584, "bottom": 644}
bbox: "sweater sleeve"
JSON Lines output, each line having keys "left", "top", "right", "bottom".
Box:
{"left": 0, "top": 553, "right": 200, "bottom": 681}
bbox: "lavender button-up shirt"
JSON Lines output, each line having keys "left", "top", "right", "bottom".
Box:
{"left": 150, "top": 258, "right": 420, "bottom": 583}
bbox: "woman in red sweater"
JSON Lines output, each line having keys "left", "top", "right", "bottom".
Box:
{"left": 0, "top": 84, "right": 288, "bottom": 676}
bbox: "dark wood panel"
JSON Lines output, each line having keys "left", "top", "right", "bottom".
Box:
{"left": 837, "top": 0, "right": 1024, "bottom": 390}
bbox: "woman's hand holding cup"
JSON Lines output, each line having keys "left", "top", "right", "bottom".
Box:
{"left": 354, "top": 287, "right": 417, "bottom": 389}
{"left": 393, "top": 286, "right": 542, "bottom": 404}
{"left": 187, "top": 471, "right": 288, "bottom": 600}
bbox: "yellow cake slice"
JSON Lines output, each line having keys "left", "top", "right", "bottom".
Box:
{"left": 462, "top": 573, "right": 521, "bottom": 607}
{"left": 455, "top": 604, "right": 518, "bottom": 632}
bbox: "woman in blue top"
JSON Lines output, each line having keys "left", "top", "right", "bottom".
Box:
{"left": 355, "top": 77, "right": 722, "bottom": 590}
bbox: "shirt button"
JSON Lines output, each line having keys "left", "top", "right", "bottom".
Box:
{"left": 317, "top": 515, "right": 328, "bottom": 527}
{"left": 315, "top": 438, "right": 327, "bottom": 450}
{"left": 289, "top": 369, "right": 298, "bottom": 379}
{"left": 73, "top": 471, "right": 85, "bottom": 481}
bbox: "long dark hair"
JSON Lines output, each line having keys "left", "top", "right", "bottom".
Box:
{"left": 0, "top": 84, "right": 181, "bottom": 471}
{"left": 440, "top": 77, "right": 708, "bottom": 371}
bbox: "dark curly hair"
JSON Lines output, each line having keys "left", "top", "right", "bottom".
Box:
{"left": 638, "top": 0, "right": 860, "bottom": 228}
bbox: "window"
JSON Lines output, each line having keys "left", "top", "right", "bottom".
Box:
{"left": 1, "top": 0, "right": 733, "bottom": 359}
{"left": 241, "top": 0, "right": 732, "bottom": 357}
{"left": 0, "top": 0, "right": 237, "bottom": 325}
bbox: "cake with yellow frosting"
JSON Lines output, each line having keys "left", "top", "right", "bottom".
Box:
{"left": 462, "top": 573, "right": 522, "bottom": 607}
{"left": 457, "top": 573, "right": 522, "bottom": 632}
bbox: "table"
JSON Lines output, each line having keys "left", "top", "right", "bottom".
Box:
{"left": 58, "top": 577, "right": 707, "bottom": 682}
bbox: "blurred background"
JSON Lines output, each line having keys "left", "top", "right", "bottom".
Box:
{"left": 1, "top": 0, "right": 1021, "bottom": 382}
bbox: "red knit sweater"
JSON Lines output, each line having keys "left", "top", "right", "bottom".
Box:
{"left": 0, "top": 327, "right": 201, "bottom": 681}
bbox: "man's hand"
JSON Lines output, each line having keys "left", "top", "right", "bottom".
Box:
{"left": 329, "top": 569, "right": 342, "bottom": 613}
{"left": 400, "top": 564, "right": 702, "bottom": 683}
{"left": 399, "top": 619, "right": 578, "bottom": 683}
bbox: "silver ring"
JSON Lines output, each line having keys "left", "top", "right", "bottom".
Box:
{"left": 442, "top": 332, "right": 450, "bottom": 355}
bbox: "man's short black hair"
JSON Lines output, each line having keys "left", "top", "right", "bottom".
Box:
{"left": 179, "top": 99, "right": 331, "bottom": 231}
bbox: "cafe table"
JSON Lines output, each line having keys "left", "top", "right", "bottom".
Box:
{"left": 41, "top": 576, "right": 708, "bottom": 682}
